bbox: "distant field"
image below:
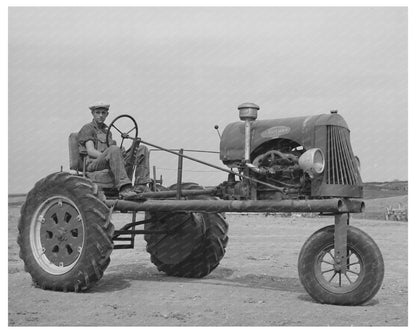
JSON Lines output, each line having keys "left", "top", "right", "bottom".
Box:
{"left": 363, "top": 181, "right": 408, "bottom": 199}
{"left": 8, "top": 195, "right": 26, "bottom": 207}
{"left": 355, "top": 195, "right": 407, "bottom": 221}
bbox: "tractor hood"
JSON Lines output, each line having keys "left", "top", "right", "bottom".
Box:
{"left": 220, "top": 112, "right": 349, "bottom": 163}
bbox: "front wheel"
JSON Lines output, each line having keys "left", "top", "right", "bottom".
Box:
{"left": 298, "top": 225, "right": 384, "bottom": 305}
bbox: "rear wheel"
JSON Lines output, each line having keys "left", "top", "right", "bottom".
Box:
{"left": 18, "top": 172, "right": 114, "bottom": 292}
{"left": 298, "top": 225, "right": 384, "bottom": 305}
{"left": 144, "top": 183, "right": 229, "bottom": 277}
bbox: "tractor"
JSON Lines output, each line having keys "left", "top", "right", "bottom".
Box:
{"left": 17, "top": 103, "right": 384, "bottom": 306}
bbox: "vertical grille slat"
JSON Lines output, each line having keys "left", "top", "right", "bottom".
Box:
{"left": 333, "top": 127, "right": 340, "bottom": 184}
{"left": 345, "top": 132, "right": 360, "bottom": 183}
{"left": 326, "top": 126, "right": 361, "bottom": 185}
{"left": 327, "top": 126, "right": 335, "bottom": 183}
{"left": 341, "top": 129, "right": 358, "bottom": 184}
{"left": 335, "top": 127, "right": 346, "bottom": 184}
{"left": 338, "top": 130, "right": 351, "bottom": 184}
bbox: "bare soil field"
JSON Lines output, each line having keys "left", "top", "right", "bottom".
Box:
{"left": 8, "top": 203, "right": 407, "bottom": 326}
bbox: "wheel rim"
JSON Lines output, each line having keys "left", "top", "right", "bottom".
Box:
{"left": 314, "top": 244, "right": 365, "bottom": 294}
{"left": 30, "top": 196, "right": 85, "bottom": 275}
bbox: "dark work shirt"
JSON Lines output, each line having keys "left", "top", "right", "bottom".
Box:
{"left": 78, "top": 120, "right": 116, "bottom": 153}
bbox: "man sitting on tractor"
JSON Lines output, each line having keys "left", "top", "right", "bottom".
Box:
{"left": 78, "top": 101, "right": 150, "bottom": 198}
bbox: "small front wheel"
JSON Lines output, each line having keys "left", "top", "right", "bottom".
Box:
{"left": 298, "top": 225, "right": 384, "bottom": 305}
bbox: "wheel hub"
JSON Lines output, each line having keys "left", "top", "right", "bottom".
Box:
{"left": 31, "top": 196, "right": 85, "bottom": 274}
{"left": 316, "top": 247, "right": 363, "bottom": 293}
{"left": 333, "top": 263, "right": 341, "bottom": 271}
{"left": 56, "top": 228, "right": 69, "bottom": 242}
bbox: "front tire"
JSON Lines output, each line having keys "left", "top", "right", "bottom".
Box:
{"left": 18, "top": 172, "right": 114, "bottom": 292}
{"left": 298, "top": 225, "right": 384, "bottom": 305}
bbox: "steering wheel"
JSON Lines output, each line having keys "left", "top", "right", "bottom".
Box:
{"left": 106, "top": 114, "right": 139, "bottom": 150}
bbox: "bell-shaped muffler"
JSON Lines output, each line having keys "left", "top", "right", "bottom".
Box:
{"left": 299, "top": 148, "right": 325, "bottom": 178}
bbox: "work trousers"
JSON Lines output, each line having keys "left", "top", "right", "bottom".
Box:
{"left": 126, "top": 145, "right": 151, "bottom": 185}
{"left": 86, "top": 146, "right": 131, "bottom": 190}
{"left": 86, "top": 145, "right": 151, "bottom": 190}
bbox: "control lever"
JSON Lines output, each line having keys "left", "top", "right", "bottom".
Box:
{"left": 214, "top": 125, "right": 221, "bottom": 139}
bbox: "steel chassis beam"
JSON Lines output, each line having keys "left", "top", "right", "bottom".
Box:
{"left": 104, "top": 198, "right": 364, "bottom": 214}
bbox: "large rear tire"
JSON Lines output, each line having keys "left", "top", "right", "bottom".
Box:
{"left": 17, "top": 172, "right": 114, "bottom": 292}
{"left": 144, "top": 183, "right": 229, "bottom": 277}
{"left": 298, "top": 225, "right": 384, "bottom": 305}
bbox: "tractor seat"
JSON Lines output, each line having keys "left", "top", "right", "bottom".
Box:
{"left": 68, "top": 133, "right": 115, "bottom": 190}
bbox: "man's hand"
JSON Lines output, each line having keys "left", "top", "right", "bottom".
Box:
{"left": 121, "top": 146, "right": 127, "bottom": 158}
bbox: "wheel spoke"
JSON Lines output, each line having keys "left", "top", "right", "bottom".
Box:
{"left": 327, "top": 251, "right": 335, "bottom": 261}
{"left": 343, "top": 272, "right": 353, "bottom": 284}
{"left": 56, "top": 206, "right": 65, "bottom": 225}
{"left": 126, "top": 126, "right": 136, "bottom": 135}
{"left": 112, "top": 124, "right": 123, "bottom": 134}
{"left": 347, "top": 261, "right": 360, "bottom": 267}
{"left": 328, "top": 271, "right": 337, "bottom": 283}
{"left": 43, "top": 217, "right": 60, "bottom": 232}
{"left": 346, "top": 269, "right": 360, "bottom": 276}
{"left": 338, "top": 272, "right": 342, "bottom": 287}
{"left": 321, "top": 268, "right": 335, "bottom": 274}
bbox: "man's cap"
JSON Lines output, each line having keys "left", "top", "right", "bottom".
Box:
{"left": 89, "top": 102, "right": 110, "bottom": 111}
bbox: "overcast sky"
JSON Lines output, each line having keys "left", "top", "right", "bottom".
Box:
{"left": 8, "top": 7, "right": 407, "bottom": 194}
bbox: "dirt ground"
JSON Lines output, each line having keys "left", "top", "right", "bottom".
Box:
{"left": 8, "top": 205, "right": 408, "bottom": 326}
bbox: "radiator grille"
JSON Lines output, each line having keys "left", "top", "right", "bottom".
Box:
{"left": 326, "top": 126, "right": 361, "bottom": 185}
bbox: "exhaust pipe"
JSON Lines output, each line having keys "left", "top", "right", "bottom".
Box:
{"left": 238, "top": 103, "right": 259, "bottom": 162}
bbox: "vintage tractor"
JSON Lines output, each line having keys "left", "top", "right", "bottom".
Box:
{"left": 17, "top": 103, "right": 384, "bottom": 305}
